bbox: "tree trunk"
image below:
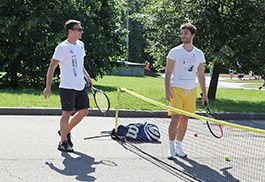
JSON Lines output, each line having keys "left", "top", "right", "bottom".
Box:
{"left": 208, "top": 61, "right": 220, "bottom": 100}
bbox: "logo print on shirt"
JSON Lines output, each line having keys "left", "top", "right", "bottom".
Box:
{"left": 183, "top": 59, "right": 194, "bottom": 72}
{"left": 70, "top": 50, "right": 74, "bottom": 54}
{"left": 71, "top": 55, "right": 77, "bottom": 76}
{"left": 188, "top": 65, "right": 194, "bottom": 72}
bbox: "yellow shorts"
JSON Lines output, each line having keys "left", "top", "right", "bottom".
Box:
{"left": 168, "top": 87, "right": 197, "bottom": 116}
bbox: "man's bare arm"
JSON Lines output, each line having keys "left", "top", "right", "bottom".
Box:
{"left": 165, "top": 58, "right": 175, "bottom": 102}
{"left": 83, "top": 68, "right": 93, "bottom": 86}
{"left": 197, "top": 63, "right": 208, "bottom": 104}
{"left": 43, "top": 59, "right": 59, "bottom": 99}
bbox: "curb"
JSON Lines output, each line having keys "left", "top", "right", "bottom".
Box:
{"left": 0, "top": 107, "right": 265, "bottom": 120}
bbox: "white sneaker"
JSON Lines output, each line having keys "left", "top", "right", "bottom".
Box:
{"left": 167, "top": 144, "right": 176, "bottom": 160}
{"left": 175, "top": 144, "right": 187, "bottom": 158}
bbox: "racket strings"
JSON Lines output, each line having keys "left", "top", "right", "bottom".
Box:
{"left": 95, "top": 91, "right": 109, "bottom": 112}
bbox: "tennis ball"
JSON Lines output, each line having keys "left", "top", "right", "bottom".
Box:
{"left": 224, "top": 155, "right": 231, "bottom": 161}
{"left": 194, "top": 133, "right": 198, "bottom": 137}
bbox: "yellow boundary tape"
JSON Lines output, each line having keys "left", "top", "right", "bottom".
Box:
{"left": 120, "top": 87, "right": 265, "bottom": 135}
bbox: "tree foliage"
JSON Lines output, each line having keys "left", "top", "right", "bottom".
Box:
{"left": 135, "top": 0, "right": 265, "bottom": 99}
{"left": 0, "top": 0, "right": 126, "bottom": 88}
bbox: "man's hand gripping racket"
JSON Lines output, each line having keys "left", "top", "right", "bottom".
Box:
{"left": 85, "top": 78, "right": 110, "bottom": 114}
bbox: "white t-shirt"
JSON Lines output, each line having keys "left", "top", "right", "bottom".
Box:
{"left": 167, "top": 44, "right": 205, "bottom": 89}
{"left": 52, "top": 39, "right": 86, "bottom": 91}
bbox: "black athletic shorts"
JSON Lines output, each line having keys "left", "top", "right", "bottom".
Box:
{"left": 59, "top": 87, "right": 90, "bottom": 111}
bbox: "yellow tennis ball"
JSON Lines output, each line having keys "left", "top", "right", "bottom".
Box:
{"left": 224, "top": 155, "right": 231, "bottom": 161}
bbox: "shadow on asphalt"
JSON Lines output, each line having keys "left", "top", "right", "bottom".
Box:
{"left": 172, "top": 158, "right": 239, "bottom": 182}
{"left": 45, "top": 151, "right": 97, "bottom": 181}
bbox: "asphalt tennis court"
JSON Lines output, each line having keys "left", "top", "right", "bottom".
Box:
{"left": 1, "top": 115, "right": 264, "bottom": 182}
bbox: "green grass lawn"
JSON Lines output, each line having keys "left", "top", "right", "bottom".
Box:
{"left": 221, "top": 79, "right": 262, "bottom": 83}
{"left": 0, "top": 76, "right": 265, "bottom": 112}
{"left": 243, "top": 83, "right": 263, "bottom": 88}
{"left": 201, "top": 89, "right": 265, "bottom": 112}
{"left": 221, "top": 78, "right": 263, "bottom": 88}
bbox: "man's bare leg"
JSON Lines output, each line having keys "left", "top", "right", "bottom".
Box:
{"left": 168, "top": 115, "right": 181, "bottom": 158}
{"left": 168, "top": 115, "right": 181, "bottom": 140}
{"left": 60, "top": 111, "right": 72, "bottom": 143}
{"left": 176, "top": 116, "right": 189, "bottom": 141}
{"left": 68, "top": 108, "right": 89, "bottom": 132}
{"left": 175, "top": 115, "right": 188, "bottom": 157}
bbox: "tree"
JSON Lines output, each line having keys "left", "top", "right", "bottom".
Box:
{"left": 188, "top": 0, "right": 265, "bottom": 99}
{"left": 136, "top": 0, "right": 265, "bottom": 99}
{"left": 127, "top": 0, "right": 150, "bottom": 64}
{"left": 0, "top": 0, "right": 126, "bottom": 88}
{"left": 134, "top": 0, "right": 199, "bottom": 71}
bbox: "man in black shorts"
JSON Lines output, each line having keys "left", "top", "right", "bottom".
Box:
{"left": 43, "top": 20, "right": 92, "bottom": 152}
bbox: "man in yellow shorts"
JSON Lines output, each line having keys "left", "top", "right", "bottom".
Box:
{"left": 165, "top": 23, "right": 208, "bottom": 159}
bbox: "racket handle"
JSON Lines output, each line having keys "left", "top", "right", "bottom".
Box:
{"left": 84, "top": 77, "right": 92, "bottom": 88}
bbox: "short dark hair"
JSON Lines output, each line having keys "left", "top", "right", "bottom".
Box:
{"left": 180, "top": 23, "right": 197, "bottom": 35}
{"left": 65, "top": 20, "right": 81, "bottom": 32}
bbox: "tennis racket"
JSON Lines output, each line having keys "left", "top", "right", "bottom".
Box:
{"left": 90, "top": 85, "right": 110, "bottom": 114}
{"left": 84, "top": 131, "right": 112, "bottom": 140}
{"left": 84, "top": 130, "right": 125, "bottom": 141}
{"left": 201, "top": 93, "right": 223, "bottom": 138}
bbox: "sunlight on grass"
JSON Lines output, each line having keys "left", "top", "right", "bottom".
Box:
{"left": 0, "top": 76, "right": 265, "bottom": 112}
